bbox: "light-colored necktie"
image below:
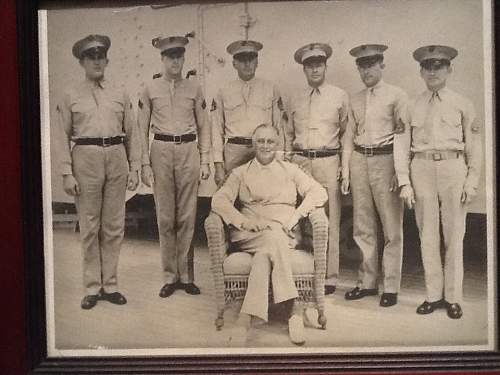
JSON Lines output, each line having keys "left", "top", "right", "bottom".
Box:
{"left": 359, "top": 87, "right": 374, "bottom": 137}
{"left": 242, "top": 82, "right": 251, "bottom": 103}
{"left": 423, "top": 91, "right": 440, "bottom": 142}
{"left": 169, "top": 80, "right": 175, "bottom": 97}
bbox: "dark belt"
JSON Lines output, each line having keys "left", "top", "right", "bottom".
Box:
{"left": 295, "top": 148, "right": 340, "bottom": 158}
{"left": 227, "top": 137, "right": 253, "bottom": 145}
{"left": 154, "top": 133, "right": 196, "bottom": 143}
{"left": 412, "top": 150, "right": 462, "bottom": 161}
{"left": 354, "top": 144, "right": 393, "bottom": 157}
{"left": 73, "top": 136, "right": 124, "bottom": 147}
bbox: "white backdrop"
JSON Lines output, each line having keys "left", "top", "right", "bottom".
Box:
{"left": 46, "top": 0, "right": 488, "bottom": 213}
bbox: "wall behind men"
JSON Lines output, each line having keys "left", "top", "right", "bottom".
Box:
{"left": 46, "top": 0, "right": 487, "bottom": 214}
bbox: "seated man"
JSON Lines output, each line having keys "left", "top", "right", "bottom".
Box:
{"left": 211, "top": 124, "right": 328, "bottom": 346}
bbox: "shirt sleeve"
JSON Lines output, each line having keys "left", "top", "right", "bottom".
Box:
{"left": 341, "top": 103, "right": 355, "bottom": 176}
{"left": 194, "top": 84, "right": 211, "bottom": 164}
{"left": 137, "top": 86, "right": 152, "bottom": 166}
{"left": 210, "top": 90, "right": 225, "bottom": 163}
{"left": 291, "top": 163, "right": 328, "bottom": 224}
{"left": 393, "top": 89, "right": 412, "bottom": 186}
{"left": 122, "top": 91, "right": 140, "bottom": 172}
{"left": 53, "top": 91, "right": 74, "bottom": 176}
{"left": 462, "top": 99, "right": 482, "bottom": 190}
{"left": 211, "top": 170, "right": 247, "bottom": 229}
{"left": 338, "top": 91, "right": 350, "bottom": 135}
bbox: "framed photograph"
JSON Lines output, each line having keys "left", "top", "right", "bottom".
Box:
{"left": 21, "top": 0, "right": 498, "bottom": 372}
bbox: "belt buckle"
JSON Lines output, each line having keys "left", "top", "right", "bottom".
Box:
{"left": 102, "top": 137, "right": 111, "bottom": 147}
{"left": 432, "top": 152, "right": 442, "bottom": 161}
{"left": 173, "top": 135, "right": 182, "bottom": 144}
{"left": 365, "top": 147, "right": 374, "bottom": 157}
{"left": 308, "top": 150, "right": 317, "bottom": 158}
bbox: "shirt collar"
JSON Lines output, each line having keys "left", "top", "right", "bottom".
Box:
{"left": 85, "top": 77, "right": 107, "bottom": 89}
{"left": 367, "top": 79, "right": 384, "bottom": 93}
{"left": 252, "top": 157, "right": 276, "bottom": 170}
{"left": 426, "top": 86, "right": 449, "bottom": 102}
{"left": 307, "top": 81, "right": 326, "bottom": 95}
{"left": 239, "top": 76, "right": 256, "bottom": 85}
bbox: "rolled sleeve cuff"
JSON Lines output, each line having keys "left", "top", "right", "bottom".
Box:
{"left": 397, "top": 174, "right": 411, "bottom": 187}
{"left": 129, "top": 161, "right": 141, "bottom": 172}
{"left": 61, "top": 163, "right": 73, "bottom": 176}
{"left": 141, "top": 154, "right": 151, "bottom": 167}
{"left": 213, "top": 151, "right": 224, "bottom": 163}
{"left": 200, "top": 151, "right": 210, "bottom": 165}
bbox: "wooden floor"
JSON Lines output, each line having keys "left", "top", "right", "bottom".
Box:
{"left": 51, "top": 228, "right": 490, "bottom": 352}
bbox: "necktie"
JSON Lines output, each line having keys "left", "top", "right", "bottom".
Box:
{"left": 169, "top": 80, "right": 175, "bottom": 97}
{"left": 423, "top": 91, "right": 440, "bottom": 143}
{"left": 358, "top": 87, "right": 374, "bottom": 138}
{"left": 242, "top": 82, "right": 250, "bottom": 102}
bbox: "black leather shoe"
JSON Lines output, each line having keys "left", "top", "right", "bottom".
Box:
{"left": 159, "top": 283, "right": 178, "bottom": 298}
{"left": 416, "top": 299, "right": 445, "bottom": 314}
{"left": 180, "top": 283, "right": 201, "bottom": 295}
{"left": 102, "top": 291, "right": 127, "bottom": 305}
{"left": 345, "top": 287, "right": 378, "bottom": 300}
{"left": 445, "top": 302, "right": 463, "bottom": 319}
{"left": 325, "top": 285, "right": 336, "bottom": 295}
{"left": 81, "top": 294, "right": 99, "bottom": 310}
{"left": 379, "top": 293, "right": 398, "bottom": 307}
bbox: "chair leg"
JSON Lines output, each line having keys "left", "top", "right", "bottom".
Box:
{"left": 317, "top": 308, "right": 327, "bottom": 330}
{"left": 215, "top": 312, "right": 224, "bottom": 331}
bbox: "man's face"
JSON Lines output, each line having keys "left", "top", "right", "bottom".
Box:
{"left": 253, "top": 127, "right": 278, "bottom": 165}
{"left": 357, "top": 61, "right": 384, "bottom": 88}
{"left": 303, "top": 60, "right": 326, "bottom": 87}
{"left": 233, "top": 54, "right": 258, "bottom": 81}
{"left": 162, "top": 52, "right": 185, "bottom": 77}
{"left": 420, "top": 62, "right": 451, "bottom": 91}
{"left": 80, "top": 51, "right": 108, "bottom": 81}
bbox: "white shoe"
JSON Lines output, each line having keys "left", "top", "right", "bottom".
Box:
{"left": 288, "top": 314, "right": 305, "bottom": 346}
{"left": 228, "top": 325, "right": 248, "bottom": 347}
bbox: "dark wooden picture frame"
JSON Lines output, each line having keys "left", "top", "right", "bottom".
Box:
{"left": 19, "top": 0, "right": 500, "bottom": 373}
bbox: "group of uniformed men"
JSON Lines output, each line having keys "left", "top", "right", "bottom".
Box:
{"left": 54, "top": 32, "right": 482, "bottom": 344}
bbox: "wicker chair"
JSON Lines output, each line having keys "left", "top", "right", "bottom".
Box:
{"left": 204, "top": 207, "right": 328, "bottom": 331}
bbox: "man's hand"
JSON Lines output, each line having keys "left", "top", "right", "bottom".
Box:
{"left": 127, "top": 170, "right": 139, "bottom": 191}
{"left": 340, "top": 167, "right": 350, "bottom": 195}
{"left": 63, "top": 174, "right": 80, "bottom": 196}
{"left": 461, "top": 184, "right": 477, "bottom": 205}
{"left": 389, "top": 174, "right": 399, "bottom": 192}
{"left": 214, "top": 162, "right": 226, "bottom": 187}
{"left": 241, "top": 218, "right": 271, "bottom": 232}
{"left": 141, "top": 165, "right": 154, "bottom": 187}
{"left": 200, "top": 164, "right": 211, "bottom": 180}
{"left": 399, "top": 184, "right": 415, "bottom": 209}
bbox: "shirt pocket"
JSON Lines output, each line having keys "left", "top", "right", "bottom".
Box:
{"left": 350, "top": 103, "right": 364, "bottom": 135}
{"left": 223, "top": 95, "right": 245, "bottom": 124}
{"left": 152, "top": 95, "right": 170, "bottom": 111}
{"left": 440, "top": 108, "right": 463, "bottom": 140}
{"left": 71, "top": 99, "right": 94, "bottom": 114}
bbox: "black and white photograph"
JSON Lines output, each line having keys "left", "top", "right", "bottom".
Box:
{"left": 38, "top": 0, "right": 495, "bottom": 357}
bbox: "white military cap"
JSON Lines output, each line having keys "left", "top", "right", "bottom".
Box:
{"left": 413, "top": 45, "right": 458, "bottom": 63}
{"left": 294, "top": 43, "right": 332, "bottom": 64}
{"left": 226, "top": 40, "right": 263, "bottom": 57}
{"left": 72, "top": 34, "right": 111, "bottom": 59}
{"left": 152, "top": 36, "right": 189, "bottom": 54}
{"left": 349, "top": 44, "right": 388, "bottom": 66}
{"left": 349, "top": 44, "right": 388, "bottom": 58}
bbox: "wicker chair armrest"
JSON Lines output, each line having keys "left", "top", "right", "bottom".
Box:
{"left": 204, "top": 211, "right": 227, "bottom": 323}
{"left": 307, "top": 207, "right": 328, "bottom": 315}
